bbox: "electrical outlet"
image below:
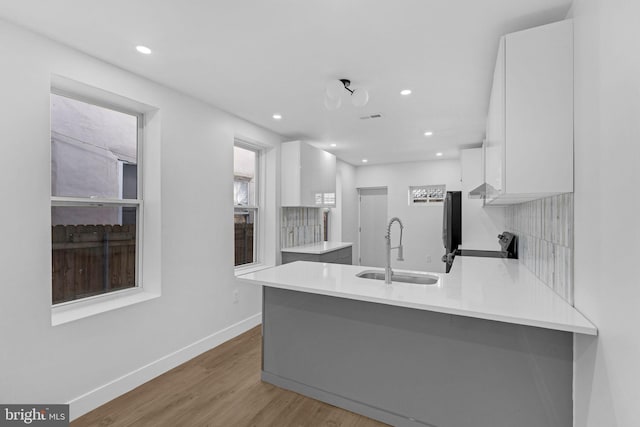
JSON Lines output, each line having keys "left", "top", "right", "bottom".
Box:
{"left": 426, "top": 255, "right": 432, "bottom": 263}
{"left": 233, "top": 290, "right": 239, "bottom": 303}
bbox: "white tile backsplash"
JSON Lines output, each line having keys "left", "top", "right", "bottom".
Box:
{"left": 281, "top": 207, "right": 324, "bottom": 248}
{"left": 505, "top": 194, "right": 574, "bottom": 304}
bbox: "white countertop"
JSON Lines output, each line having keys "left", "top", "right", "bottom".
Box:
{"left": 238, "top": 257, "right": 597, "bottom": 335}
{"left": 281, "top": 241, "right": 353, "bottom": 254}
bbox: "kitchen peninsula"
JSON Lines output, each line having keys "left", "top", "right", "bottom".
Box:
{"left": 239, "top": 258, "right": 596, "bottom": 427}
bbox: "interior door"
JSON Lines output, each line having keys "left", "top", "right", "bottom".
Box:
{"left": 358, "top": 187, "right": 388, "bottom": 267}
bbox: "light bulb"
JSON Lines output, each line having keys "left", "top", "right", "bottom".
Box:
{"left": 324, "top": 94, "right": 342, "bottom": 110}
{"left": 351, "top": 88, "right": 369, "bottom": 107}
{"left": 136, "top": 45, "right": 152, "bottom": 55}
{"left": 325, "top": 80, "right": 344, "bottom": 100}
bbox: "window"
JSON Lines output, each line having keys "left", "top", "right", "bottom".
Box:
{"left": 51, "top": 92, "right": 142, "bottom": 304}
{"left": 409, "top": 184, "right": 446, "bottom": 205}
{"left": 234, "top": 144, "right": 260, "bottom": 267}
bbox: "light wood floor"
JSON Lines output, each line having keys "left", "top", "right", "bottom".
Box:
{"left": 72, "top": 326, "right": 389, "bottom": 427}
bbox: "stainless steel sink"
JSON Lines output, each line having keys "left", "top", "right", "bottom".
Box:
{"left": 356, "top": 270, "right": 439, "bottom": 285}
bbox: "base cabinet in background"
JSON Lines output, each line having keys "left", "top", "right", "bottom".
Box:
{"left": 281, "top": 246, "right": 352, "bottom": 265}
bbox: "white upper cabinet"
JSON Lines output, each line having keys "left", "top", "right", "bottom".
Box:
{"left": 484, "top": 20, "right": 573, "bottom": 205}
{"left": 281, "top": 141, "right": 336, "bottom": 207}
{"left": 485, "top": 36, "right": 506, "bottom": 198}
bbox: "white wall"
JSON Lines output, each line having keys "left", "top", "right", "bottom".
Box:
{"left": 0, "top": 19, "right": 282, "bottom": 419}
{"left": 356, "top": 160, "right": 461, "bottom": 273}
{"left": 330, "top": 160, "right": 358, "bottom": 262}
{"left": 570, "top": 1, "right": 640, "bottom": 426}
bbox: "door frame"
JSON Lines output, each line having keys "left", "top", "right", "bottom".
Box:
{"left": 357, "top": 186, "right": 388, "bottom": 266}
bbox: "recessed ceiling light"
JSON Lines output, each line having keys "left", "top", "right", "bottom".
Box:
{"left": 362, "top": 159, "right": 368, "bottom": 163}
{"left": 400, "top": 89, "right": 412, "bottom": 96}
{"left": 272, "top": 114, "right": 282, "bottom": 120}
{"left": 436, "top": 152, "right": 443, "bottom": 157}
{"left": 136, "top": 45, "right": 152, "bottom": 55}
{"left": 330, "top": 143, "right": 337, "bottom": 147}
{"left": 424, "top": 131, "right": 434, "bottom": 137}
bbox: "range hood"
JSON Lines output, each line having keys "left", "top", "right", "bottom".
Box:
{"left": 468, "top": 182, "right": 497, "bottom": 199}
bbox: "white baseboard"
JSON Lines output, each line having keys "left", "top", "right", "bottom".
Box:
{"left": 68, "top": 313, "right": 262, "bottom": 420}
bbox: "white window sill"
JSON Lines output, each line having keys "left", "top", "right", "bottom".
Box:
{"left": 234, "top": 263, "right": 274, "bottom": 277}
{"left": 51, "top": 288, "right": 160, "bottom": 326}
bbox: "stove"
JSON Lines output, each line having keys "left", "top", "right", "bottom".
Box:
{"left": 454, "top": 232, "right": 518, "bottom": 260}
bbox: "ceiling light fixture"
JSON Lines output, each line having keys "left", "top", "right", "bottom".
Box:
{"left": 324, "top": 79, "right": 369, "bottom": 110}
{"left": 400, "top": 89, "right": 412, "bottom": 96}
{"left": 272, "top": 114, "right": 282, "bottom": 120}
{"left": 362, "top": 159, "right": 369, "bottom": 163}
{"left": 136, "top": 45, "right": 152, "bottom": 55}
{"left": 436, "top": 152, "right": 443, "bottom": 157}
{"left": 330, "top": 143, "right": 337, "bottom": 147}
{"left": 424, "top": 131, "right": 433, "bottom": 137}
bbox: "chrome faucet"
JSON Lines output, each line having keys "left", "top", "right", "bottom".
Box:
{"left": 385, "top": 217, "right": 404, "bottom": 284}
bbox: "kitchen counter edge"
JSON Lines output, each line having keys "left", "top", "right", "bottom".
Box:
{"left": 281, "top": 241, "right": 353, "bottom": 254}
{"left": 237, "top": 259, "right": 597, "bottom": 336}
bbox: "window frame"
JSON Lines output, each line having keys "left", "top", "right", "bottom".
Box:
{"left": 50, "top": 89, "right": 145, "bottom": 306}
{"left": 233, "top": 140, "right": 262, "bottom": 270}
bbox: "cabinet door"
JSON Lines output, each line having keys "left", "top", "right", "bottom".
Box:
{"left": 505, "top": 20, "right": 573, "bottom": 194}
{"left": 299, "top": 143, "right": 336, "bottom": 207}
{"left": 484, "top": 37, "right": 506, "bottom": 202}
{"left": 281, "top": 141, "right": 302, "bottom": 206}
{"left": 281, "top": 141, "right": 337, "bottom": 207}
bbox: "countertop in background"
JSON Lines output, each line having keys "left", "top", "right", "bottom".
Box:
{"left": 281, "top": 241, "right": 353, "bottom": 254}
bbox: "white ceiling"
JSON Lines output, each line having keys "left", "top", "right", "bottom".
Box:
{"left": 0, "top": 0, "right": 571, "bottom": 165}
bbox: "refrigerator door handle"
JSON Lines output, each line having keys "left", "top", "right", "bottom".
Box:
{"left": 442, "top": 196, "right": 448, "bottom": 249}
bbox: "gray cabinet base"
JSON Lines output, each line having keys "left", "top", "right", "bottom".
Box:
{"left": 281, "top": 246, "right": 352, "bottom": 265}
{"left": 262, "top": 287, "right": 572, "bottom": 427}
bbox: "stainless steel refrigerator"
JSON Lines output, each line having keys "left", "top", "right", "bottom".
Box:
{"left": 441, "top": 191, "right": 462, "bottom": 273}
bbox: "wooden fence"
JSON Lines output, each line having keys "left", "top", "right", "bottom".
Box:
{"left": 53, "top": 222, "right": 252, "bottom": 303}
{"left": 52, "top": 224, "right": 136, "bottom": 304}
{"left": 235, "top": 223, "right": 254, "bottom": 266}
